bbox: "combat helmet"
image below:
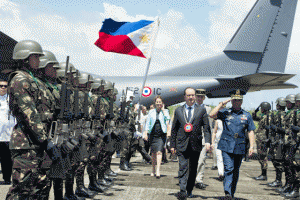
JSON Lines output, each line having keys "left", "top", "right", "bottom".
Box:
{"left": 56, "top": 65, "right": 77, "bottom": 78}
{"left": 13, "top": 40, "right": 44, "bottom": 60}
{"left": 79, "top": 73, "right": 94, "bottom": 84}
{"left": 39, "top": 50, "right": 59, "bottom": 68}
{"left": 285, "top": 94, "right": 296, "bottom": 104}
{"left": 114, "top": 88, "right": 118, "bottom": 95}
{"left": 59, "top": 62, "right": 76, "bottom": 74}
{"left": 91, "top": 78, "right": 106, "bottom": 89}
{"left": 295, "top": 93, "right": 300, "bottom": 101}
{"left": 260, "top": 102, "right": 271, "bottom": 111}
{"left": 276, "top": 97, "right": 286, "bottom": 107}
{"left": 104, "top": 81, "right": 114, "bottom": 91}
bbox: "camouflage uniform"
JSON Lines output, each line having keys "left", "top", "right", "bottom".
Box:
{"left": 253, "top": 112, "right": 271, "bottom": 171}
{"left": 6, "top": 70, "right": 55, "bottom": 200}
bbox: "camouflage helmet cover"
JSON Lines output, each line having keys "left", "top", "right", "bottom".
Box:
{"left": 13, "top": 40, "right": 44, "bottom": 60}
{"left": 91, "top": 78, "right": 106, "bottom": 89}
{"left": 295, "top": 93, "right": 300, "bottom": 101}
{"left": 39, "top": 50, "right": 59, "bottom": 68}
{"left": 285, "top": 94, "right": 296, "bottom": 104}
{"left": 79, "top": 73, "right": 94, "bottom": 84}
{"left": 275, "top": 97, "right": 286, "bottom": 107}
{"left": 104, "top": 81, "right": 114, "bottom": 91}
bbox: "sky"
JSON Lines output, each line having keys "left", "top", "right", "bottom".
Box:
{"left": 1, "top": 0, "right": 300, "bottom": 110}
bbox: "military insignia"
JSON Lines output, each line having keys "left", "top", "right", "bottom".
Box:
{"left": 184, "top": 123, "right": 193, "bottom": 132}
{"left": 241, "top": 114, "right": 247, "bottom": 120}
{"left": 23, "top": 82, "right": 29, "bottom": 89}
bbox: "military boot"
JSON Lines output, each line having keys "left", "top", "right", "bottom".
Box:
{"left": 277, "top": 183, "right": 293, "bottom": 194}
{"left": 120, "top": 157, "right": 132, "bottom": 171}
{"left": 75, "top": 175, "right": 97, "bottom": 198}
{"left": 65, "top": 179, "right": 85, "bottom": 200}
{"left": 139, "top": 147, "right": 151, "bottom": 163}
{"left": 53, "top": 178, "right": 64, "bottom": 200}
{"left": 255, "top": 169, "right": 267, "bottom": 181}
{"left": 106, "top": 168, "right": 117, "bottom": 177}
{"left": 97, "top": 170, "right": 113, "bottom": 187}
{"left": 88, "top": 173, "right": 108, "bottom": 193}
{"left": 284, "top": 181, "right": 300, "bottom": 198}
{"left": 268, "top": 170, "right": 282, "bottom": 187}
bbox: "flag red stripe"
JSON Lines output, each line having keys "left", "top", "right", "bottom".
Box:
{"left": 94, "top": 32, "right": 146, "bottom": 58}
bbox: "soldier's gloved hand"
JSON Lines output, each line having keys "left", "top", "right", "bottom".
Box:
{"left": 291, "top": 125, "right": 300, "bottom": 133}
{"left": 46, "top": 139, "right": 62, "bottom": 161}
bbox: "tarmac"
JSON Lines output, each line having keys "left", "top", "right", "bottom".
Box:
{"left": 0, "top": 150, "right": 289, "bottom": 200}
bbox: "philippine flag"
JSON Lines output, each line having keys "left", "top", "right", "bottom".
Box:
{"left": 94, "top": 18, "right": 159, "bottom": 59}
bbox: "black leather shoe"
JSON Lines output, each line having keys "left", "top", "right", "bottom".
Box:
{"left": 254, "top": 175, "right": 267, "bottom": 181}
{"left": 284, "top": 189, "right": 300, "bottom": 198}
{"left": 195, "top": 182, "right": 205, "bottom": 189}
{"left": 0, "top": 180, "right": 11, "bottom": 185}
{"left": 104, "top": 174, "right": 114, "bottom": 182}
{"left": 88, "top": 183, "right": 107, "bottom": 193}
{"left": 97, "top": 178, "right": 112, "bottom": 187}
{"left": 187, "top": 191, "right": 194, "bottom": 198}
{"left": 217, "top": 175, "right": 225, "bottom": 182}
{"left": 75, "top": 186, "right": 96, "bottom": 198}
{"left": 268, "top": 180, "right": 282, "bottom": 187}
{"left": 211, "top": 166, "right": 218, "bottom": 170}
{"left": 106, "top": 169, "right": 117, "bottom": 177}
{"left": 277, "top": 184, "right": 292, "bottom": 193}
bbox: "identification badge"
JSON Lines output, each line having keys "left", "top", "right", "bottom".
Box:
{"left": 184, "top": 123, "right": 193, "bottom": 132}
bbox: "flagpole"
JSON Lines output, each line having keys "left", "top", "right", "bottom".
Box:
{"left": 138, "top": 18, "right": 160, "bottom": 106}
{"left": 136, "top": 18, "right": 160, "bottom": 125}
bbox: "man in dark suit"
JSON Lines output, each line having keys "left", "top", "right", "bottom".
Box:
{"left": 170, "top": 87, "right": 211, "bottom": 199}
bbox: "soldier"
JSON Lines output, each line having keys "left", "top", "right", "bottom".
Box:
{"left": 268, "top": 97, "right": 286, "bottom": 188}
{"left": 283, "top": 93, "right": 300, "bottom": 198}
{"left": 119, "top": 91, "right": 136, "bottom": 171}
{"left": 6, "top": 40, "right": 58, "bottom": 200}
{"left": 87, "top": 78, "right": 109, "bottom": 193}
{"left": 277, "top": 94, "right": 297, "bottom": 195}
{"left": 97, "top": 81, "right": 118, "bottom": 187}
{"left": 253, "top": 102, "right": 271, "bottom": 181}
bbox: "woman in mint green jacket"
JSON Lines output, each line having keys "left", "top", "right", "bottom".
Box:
{"left": 144, "top": 96, "right": 170, "bottom": 178}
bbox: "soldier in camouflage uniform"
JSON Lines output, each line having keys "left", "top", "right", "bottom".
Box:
{"left": 253, "top": 102, "right": 271, "bottom": 181}
{"left": 96, "top": 81, "right": 117, "bottom": 187}
{"left": 282, "top": 93, "right": 300, "bottom": 198}
{"left": 276, "top": 94, "right": 297, "bottom": 195}
{"left": 86, "top": 78, "right": 109, "bottom": 193}
{"left": 119, "top": 91, "right": 136, "bottom": 171}
{"left": 268, "top": 97, "right": 286, "bottom": 188}
{"left": 6, "top": 40, "right": 58, "bottom": 200}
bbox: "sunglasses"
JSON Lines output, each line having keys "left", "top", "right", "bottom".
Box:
{"left": 0, "top": 85, "right": 7, "bottom": 88}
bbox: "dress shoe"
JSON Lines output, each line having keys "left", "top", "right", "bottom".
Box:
{"left": 104, "top": 174, "right": 115, "bottom": 182}
{"left": 254, "top": 175, "right": 267, "bottom": 181}
{"left": 75, "top": 186, "right": 96, "bottom": 198}
{"left": 217, "top": 175, "right": 225, "bottom": 181}
{"left": 0, "top": 180, "right": 11, "bottom": 185}
{"left": 267, "top": 180, "right": 282, "bottom": 187}
{"left": 195, "top": 182, "right": 205, "bottom": 189}
{"left": 187, "top": 191, "right": 194, "bottom": 198}
{"left": 211, "top": 166, "right": 218, "bottom": 170}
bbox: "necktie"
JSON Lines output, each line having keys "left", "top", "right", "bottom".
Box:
{"left": 187, "top": 107, "right": 192, "bottom": 122}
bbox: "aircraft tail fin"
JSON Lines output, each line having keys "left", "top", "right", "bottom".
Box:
{"left": 224, "top": 0, "right": 298, "bottom": 73}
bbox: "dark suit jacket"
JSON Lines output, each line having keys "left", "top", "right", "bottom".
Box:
{"left": 170, "top": 104, "right": 211, "bottom": 152}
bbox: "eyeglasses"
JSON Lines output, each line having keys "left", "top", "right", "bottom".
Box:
{"left": 0, "top": 85, "right": 7, "bottom": 88}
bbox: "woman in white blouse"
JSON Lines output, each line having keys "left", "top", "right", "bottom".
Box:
{"left": 212, "top": 117, "right": 224, "bottom": 181}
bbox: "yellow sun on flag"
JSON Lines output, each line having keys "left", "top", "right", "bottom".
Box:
{"left": 139, "top": 34, "right": 150, "bottom": 43}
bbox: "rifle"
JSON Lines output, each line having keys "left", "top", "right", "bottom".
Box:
{"left": 92, "top": 80, "right": 105, "bottom": 139}
{"left": 49, "top": 56, "right": 74, "bottom": 156}
{"left": 291, "top": 109, "right": 300, "bottom": 147}
{"left": 265, "top": 113, "right": 270, "bottom": 147}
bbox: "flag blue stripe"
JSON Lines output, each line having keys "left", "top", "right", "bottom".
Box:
{"left": 100, "top": 18, "right": 154, "bottom": 36}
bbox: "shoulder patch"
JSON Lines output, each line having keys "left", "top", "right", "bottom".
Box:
{"left": 23, "top": 81, "right": 30, "bottom": 89}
